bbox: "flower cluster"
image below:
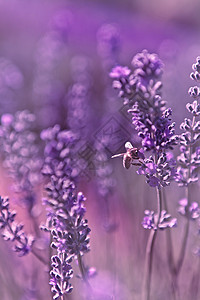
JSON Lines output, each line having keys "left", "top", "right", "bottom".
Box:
{"left": 110, "top": 50, "right": 179, "bottom": 157}
{"left": 50, "top": 253, "right": 73, "bottom": 299}
{"left": 176, "top": 58, "right": 200, "bottom": 187}
{"left": 178, "top": 198, "right": 200, "bottom": 219}
{"left": 0, "top": 196, "right": 34, "bottom": 256}
{"left": 137, "top": 152, "right": 177, "bottom": 188}
{"left": 66, "top": 56, "right": 92, "bottom": 140}
{"left": 94, "top": 142, "right": 116, "bottom": 197}
{"left": 41, "top": 124, "right": 85, "bottom": 180}
{"left": 0, "top": 110, "right": 42, "bottom": 212}
{"left": 142, "top": 209, "right": 177, "bottom": 230}
{"left": 97, "top": 23, "right": 120, "bottom": 70}
{"left": 41, "top": 125, "right": 91, "bottom": 299}
{"left": 110, "top": 49, "right": 163, "bottom": 106}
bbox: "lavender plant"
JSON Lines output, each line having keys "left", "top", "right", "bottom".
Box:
{"left": 41, "top": 125, "right": 92, "bottom": 299}
{"left": 0, "top": 110, "right": 42, "bottom": 215}
{"left": 163, "top": 57, "right": 200, "bottom": 300}
{"left": 110, "top": 50, "right": 178, "bottom": 300}
{"left": 0, "top": 196, "right": 34, "bottom": 256}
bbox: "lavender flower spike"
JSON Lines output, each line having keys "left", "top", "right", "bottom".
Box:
{"left": 0, "top": 196, "right": 34, "bottom": 256}
{"left": 41, "top": 125, "right": 92, "bottom": 298}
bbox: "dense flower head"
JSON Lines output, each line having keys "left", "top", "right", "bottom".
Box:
{"left": 0, "top": 196, "right": 34, "bottom": 256}
{"left": 142, "top": 209, "right": 177, "bottom": 230}
{"left": 0, "top": 110, "right": 42, "bottom": 210}
{"left": 41, "top": 124, "right": 92, "bottom": 297}
{"left": 132, "top": 107, "right": 179, "bottom": 152}
{"left": 41, "top": 124, "right": 85, "bottom": 179}
{"left": 131, "top": 49, "right": 163, "bottom": 80}
{"left": 67, "top": 82, "right": 91, "bottom": 137}
{"left": 137, "top": 152, "right": 177, "bottom": 188}
{"left": 110, "top": 49, "right": 163, "bottom": 106}
{"left": 110, "top": 50, "right": 178, "bottom": 161}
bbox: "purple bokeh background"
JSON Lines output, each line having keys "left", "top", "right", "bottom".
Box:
{"left": 0, "top": 1, "right": 200, "bottom": 299}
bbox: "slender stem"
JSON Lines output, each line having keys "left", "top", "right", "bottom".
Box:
{"left": 142, "top": 186, "right": 162, "bottom": 300}
{"left": 142, "top": 229, "right": 157, "bottom": 300}
{"left": 77, "top": 253, "right": 90, "bottom": 287}
{"left": 163, "top": 190, "right": 179, "bottom": 300}
{"left": 176, "top": 216, "right": 190, "bottom": 274}
{"left": 31, "top": 248, "right": 48, "bottom": 265}
{"left": 163, "top": 189, "right": 176, "bottom": 274}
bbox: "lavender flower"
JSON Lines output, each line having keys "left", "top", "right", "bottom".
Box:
{"left": 142, "top": 210, "right": 177, "bottom": 230}
{"left": 178, "top": 198, "right": 200, "bottom": 219}
{"left": 110, "top": 50, "right": 178, "bottom": 156}
{"left": 50, "top": 253, "right": 73, "bottom": 299}
{"left": 0, "top": 110, "right": 42, "bottom": 212}
{"left": 110, "top": 50, "right": 177, "bottom": 300}
{"left": 41, "top": 125, "right": 91, "bottom": 298}
{"left": 110, "top": 50, "right": 163, "bottom": 106}
{"left": 175, "top": 59, "right": 200, "bottom": 187}
{"left": 66, "top": 56, "right": 92, "bottom": 139}
{"left": 97, "top": 23, "right": 120, "bottom": 70}
{"left": 0, "top": 196, "right": 34, "bottom": 256}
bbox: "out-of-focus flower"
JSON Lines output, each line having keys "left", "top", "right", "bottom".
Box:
{"left": 178, "top": 198, "right": 200, "bottom": 219}
{"left": 0, "top": 58, "right": 23, "bottom": 115}
{"left": 97, "top": 23, "right": 120, "bottom": 70}
{"left": 0, "top": 110, "right": 42, "bottom": 212}
{"left": 142, "top": 209, "right": 177, "bottom": 230}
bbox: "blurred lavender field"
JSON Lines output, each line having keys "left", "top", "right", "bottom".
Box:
{"left": 0, "top": 1, "right": 200, "bottom": 300}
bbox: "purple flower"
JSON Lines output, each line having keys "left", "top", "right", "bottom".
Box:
{"left": 142, "top": 209, "right": 177, "bottom": 230}
{"left": 110, "top": 66, "right": 131, "bottom": 79}
{"left": 131, "top": 49, "right": 163, "bottom": 79}
{"left": 190, "top": 56, "right": 200, "bottom": 82}
{"left": 41, "top": 125, "right": 92, "bottom": 296}
{"left": 0, "top": 196, "right": 34, "bottom": 256}
{"left": 178, "top": 198, "right": 200, "bottom": 219}
{"left": 50, "top": 253, "right": 73, "bottom": 299}
{"left": 97, "top": 23, "right": 120, "bottom": 70}
{"left": 0, "top": 110, "right": 42, "bottom": 212}
{"left": 142, "top": 210, "right": 155, "bottom": 229}
{"left": 186, "top": 100, "right": 200, "bottom": 116}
